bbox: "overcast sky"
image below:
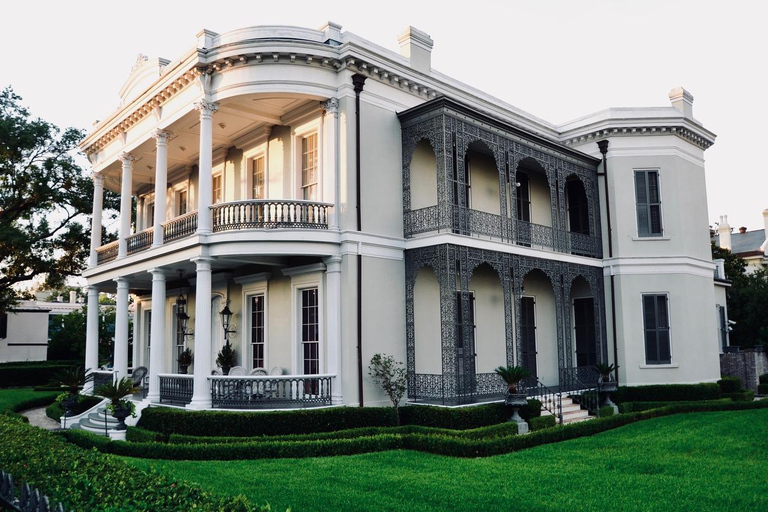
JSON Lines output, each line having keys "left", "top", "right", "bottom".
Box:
{"left": 2, "top": 0, "right": 766, "bottom": 232}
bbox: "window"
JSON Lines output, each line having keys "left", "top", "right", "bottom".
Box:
{"left": 301, "top": 133, "right": 318, "bottom": 201}
{"left": 252, "top": 156, "right": 265, "bottom": 200}
{"left": 301, "top": 288, "right": 319, "bottom": 376}
{"left": 147, "top": 201, "right": 155, "bottom": 227}
{"left": 144, "top": 311, "right": 151, "bottom": 371}
{"left": 516, "top": 172, "right": 531, "bottom": 222}
{"left": 212, "top": 174, "right": 223, "bottom": 204}
{"left": 635, "top": 170, "right": 663, "bottom": 236}
{"left": 455, "top": 291, "right": 476, "bottom": 377}
{"left": 251, "top": 295, "right": 265, "bottom": 369}
{"left": 717, "top": 305, "right": 728, "bottom": 351}
{"left": 177, "top": 190, "right": 188, "bottom": 216}
{"left": 573, "top": 298, "right": 596, "bottom": 367}
{"left": 520, "top": 296, "right": 537, "bottom": 377}
{"left": 0, "top": 312, "right": 7, "bottom": 338}
{"left": 174, "top": 304, "right": 184, "bottom": 372}
{"left": 643, "top": 294, "right": 671, "bottom": 364}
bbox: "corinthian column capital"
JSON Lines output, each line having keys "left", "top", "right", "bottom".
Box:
{"left": 194, "top": 100, "right": 219, "bottom": 117}
{"left": 119, "top": 152, "right": 138, "bottom": 164}
{"left": 322, "top": 97, "right": 339, "bottom": 114}
{"left": 152, "top": 129, "right": 173, "bottom": 144}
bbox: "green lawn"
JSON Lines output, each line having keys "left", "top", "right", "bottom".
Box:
{"left": 124, "top": 409, "right": 768, "bottom": 511}
{"left": 0, "top": 388, "right": 59, "bottom": 413}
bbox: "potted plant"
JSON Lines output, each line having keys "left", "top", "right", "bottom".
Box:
{"left": 494, "top": 365, "right": 531, "bottom": 423}
{"left": 53, "top": 366, "right": 93, "bottom": 418}
{"left": 94, "top": 377, "right": 140, "bottom": 430}
{"left": 216, "top": 341, "right": 237, "bottom": 375}
{"left": 595, "top": 363, "right": 618, "bottom": 407}
{"left": 177, "top": 348, "right": 193, "bottom": 374}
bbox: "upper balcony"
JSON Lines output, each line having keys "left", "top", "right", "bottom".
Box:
{"left": 399, "top": 98, "right": 603, "bottom": 259}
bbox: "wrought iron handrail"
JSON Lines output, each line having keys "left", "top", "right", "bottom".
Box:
{"left": 560, "top": 367, "right": 600, "bottom": 417}
{"left": 158, "top": 374, "right": 193, "bottom": 404}
{"left": 209, "top": 374, "right": 335, "bottom": 409}
{"left": 211, "top": 199, "right": 332, "bottom": 232}
{"left": 95, "top": 240, "right": 119, "bottom": 264}
{"left": 162, "top": 211, "right": 198, "bottom": 243}
{"left": 521, "top": 375, "right": 563, "bottom": 424}
{"left": 126, "top": 227, "right": 154, "bottom": 255}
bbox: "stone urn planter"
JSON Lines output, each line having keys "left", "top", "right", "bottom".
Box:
{"left": 111, "top": 402, "right": 132, "bottom": 431}
{"left": 62, "top": 394, "right": 79, "bottom": 418}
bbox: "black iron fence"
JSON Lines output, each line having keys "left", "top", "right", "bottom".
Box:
{"left": 158, "top": 374, "right": 193, "bottom": 405}
{"left": 210, "top": 374, "right": 334, "bottom": 409}
{"left": 0, "top": 470, "right": 67, "bottom": 512}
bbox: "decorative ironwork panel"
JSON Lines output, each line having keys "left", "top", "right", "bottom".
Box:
{"left": 163, "top": 211, "right": 198, "bottom": 242}
{"left": 404, "top": 205, "right": 443, "bottom": 237}
{"left": 159, "top": 375, "right": 193, "bottom": 404}
{"left": 209, "top": 375, "right": 333, "bottom": 409}
{"left": 126, "top": 228, "right": 153, "bottom": 255}
{"left": 516, "top": 221, "right": 555, "bottom": 249}
{"left": 410, "top": 374, "right": 445, "bottom": 402}
{"left": 93, "top": 370, "right": 115, "bottom": 390}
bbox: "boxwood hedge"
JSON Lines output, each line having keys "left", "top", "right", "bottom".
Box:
{"left": 0, "top": 414, "right": 266, "bottom": 511}
{"left": 0, "top": 361, "right": 82, "bottom": 388}
{"left": 612, "top": 382, "right": 720, "bottom": 403}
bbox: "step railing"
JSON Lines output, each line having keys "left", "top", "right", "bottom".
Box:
{"left": 521, "top": 376, "right": 563, "bottom": 424}
{"left": 560, "top": 367, "right": 600, "bottom": 417}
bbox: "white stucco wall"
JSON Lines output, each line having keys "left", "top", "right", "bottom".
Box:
{"left": 471, "top": 264, "right": 506, "bottom": 373}
{"left": 468, "top": 152, "right": 500, "bottom": 215}
{"left": 410, "top": 140, "right": 438, "bottom": 210}
{"left": 0, "top": 310, "right": 49, "bottom": 363}
{"left": 522, "top": 271, "right": 558, "bottom": 386}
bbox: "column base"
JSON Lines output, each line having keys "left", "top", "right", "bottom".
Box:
{"left": 144, "top": 393, "right": 161, "bottom": 404}
{"left": 187, "top": 397, "right": 212, "bottom": 410}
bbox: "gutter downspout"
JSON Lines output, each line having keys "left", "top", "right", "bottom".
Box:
{"left": 597, "top": 140, "right": 620, "bottom": 384}
{"left": 353, "top": 73, "right": 367, "bottom": 407}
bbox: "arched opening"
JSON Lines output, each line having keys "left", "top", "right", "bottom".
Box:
{"left": 470, "top": 264, "right": 505, "bottom": 374}
{"left": 513, "top": 157, "right": 553, "bottom": 249}
{"left": 414, "top": 267, "right": 441, "bottom": 375}
{"left": 571, "top": 276, "right": 597, "bottom": 368}
{"left": 520, "top": 269, "right": 557, "bottom": 385}
{"left": 565, "top": 175, "right": 589, "bottom": 235}
{"left": 410, "top": 139, "right": 438, "bottom": 210}
{"left": 465, "top": 141, "right": 500, "bottom": 215}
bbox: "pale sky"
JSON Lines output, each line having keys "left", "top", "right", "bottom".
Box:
{"left": 2, "top": 0, "right": 766, "bottom": 232}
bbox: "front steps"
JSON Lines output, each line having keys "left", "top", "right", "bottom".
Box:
{"left": 540, "top": 396, "right": 592, "bottom": 424}
{"left": 75, "top": 406, "right": 120, "bottom": 436}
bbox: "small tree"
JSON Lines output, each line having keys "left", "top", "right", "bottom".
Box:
{"left": 368, "top": 353, "right": 407, "bottom": 424}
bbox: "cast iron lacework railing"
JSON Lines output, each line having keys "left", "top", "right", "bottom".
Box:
{"left": 521, "top": 376, "right": 563, "bottom": 424}
{"left": 158, "top": 374, "right": 193, "bottom": 405}
{"left": 409, "top": 374, "right": 445, "bottom": 402}
{"left": 210, "top": 374, "right": 334, "bottom": 409}
{"left": 404, "top": 204, "right": 602, "bottom": 258}
{"left": 92, "top": 370, "right": 115, "bottom": 390}
{"left": 126, "top": 228, "right": 153, "bottom": 255}
{"left": 1, "top": 470, "right": 68, "bottom": 512}
{"left": 560, "top": 367, "right": 600, "bottom": 417}
{"left": 95, "top": 241, "right": 118, "bottom": 264}
{"left": 163, "top": 211, "right": 198, "bottom": 242}
{"left": 211, "top": 200, "right": 332, "bottom": 231}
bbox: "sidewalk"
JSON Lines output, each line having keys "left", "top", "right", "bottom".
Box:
{"left": 20, "top": 406, "right": 61, "bottom": 430}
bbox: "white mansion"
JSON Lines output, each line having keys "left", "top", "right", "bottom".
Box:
{"left": 80, "top": 23, "right": 722, "bottom": 409}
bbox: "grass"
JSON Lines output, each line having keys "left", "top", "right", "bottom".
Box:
{"left": 124, "top": 408, "right": 768, "bottom": 511}
{"left": 0, "top": 387, "right": 60, "bottom": 413}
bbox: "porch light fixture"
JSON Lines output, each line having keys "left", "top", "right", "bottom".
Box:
{"left": 220, "top": 279, "right": 237, "bottom": 339}
{"left": 176, "top": 269, "right": 192, "bottom": 338}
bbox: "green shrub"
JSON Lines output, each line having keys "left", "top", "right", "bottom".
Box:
{"left": 529, "top": 415, "right": 556, "bottom": 431}
{"left": 619, "top": 399, "right": 731, "bottom": 413}
{"left": 0, "top": 414, "right": 263, "bottom": 510}
{"left": 127, "top": 426, "right": 168, "bottom": 443}
{"left": 718, "top": 376, "right": 742, "bottom": 393}
{"left": 612, "top": 383, "right": 720, "bottom": 403}
{"left": 0, "top": 362, "right": 84, "bottom": 388}
{"left": 722, "top": 391, "right": 755, "bottom": 402}
{"left": 45, "top": 396, "right": 102, "bottom": 421}
{"left": 598, "top": 406, "right": 615, "bottom": 417}
{"left": 139, "top": 405, "right": 398, "bottom": 437}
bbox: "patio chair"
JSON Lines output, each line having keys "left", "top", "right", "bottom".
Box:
{"left": 131, "top": 366, "right": 148, "bottom": 398}
{"left": 249, "top": 368, "right": 267, "bottom": 376}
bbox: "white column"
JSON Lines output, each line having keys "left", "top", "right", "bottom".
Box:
{"left": 113, "top": 277, "right": 130, "bottom": 381}
{"left": 118, "top": 153, "right": 136, "bottom": 258}
{"left": 322, "top": 98, "right": 339, "bottom": 229}
{"left": 84, "top": 286, "right": 100, "bottom": 394}
{"left": 153, "top": 130, "right": 172, "bottom": 247}
{"left": 146, "top": 269, "right": 166, "bottom": 403}
{"left": 189, "top": 257, "right": 213, "bottom": 409}
{"left": 324, "top": 255, "right": 342, "bottom": 404}
{"left": 89, "top": 173, "right": 104, "bottom": 267}
{"left": 194, "top": 101, "right": 218, "bottom": 234}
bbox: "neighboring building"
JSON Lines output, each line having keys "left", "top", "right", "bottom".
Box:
{"left": 78, "top": 23, "right": 722, "bottom": 409}
{"left": 714, "top": 212, "right": 768, "bottom": 274}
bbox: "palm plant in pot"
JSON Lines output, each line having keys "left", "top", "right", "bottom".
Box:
{"left": 177, "top": 348, "right": 193, "bottom": 374}
{"left": 54, "top": 366, "right": 93, "bottom": 418}
{"left": 494, "top": 365, "right": 531, "bottom": 423}
{"left": 94, "top": 377, "right": 140, "bottom": 430}
{"left": 216, "top": 341, "right": 237, "bottom": 375}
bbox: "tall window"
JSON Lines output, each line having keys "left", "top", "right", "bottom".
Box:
{"left": 455, "top": 291, "right": 476, "bottom": 377}
{"left": 177, "top": 190, "right": 188, "bottom": 216}
{"left": 643, "top": 294, "right": 671, "bottom": 364}
{"left": 251, "top": 295, "right": 265, "bottom": 369}
{"left": 144, "top": 311, "right": 151, "bottom": 371}
{"left": 212, "top": 174, "right": 223, "bottom": 204}
{"left": 573, "top": 298, "right": 596, "bottom": 367}
{"left": 520, "top": 296, "right": 537, "bottom": 377}
{"left": 635, "top": 170, "right": 663, "bottom": 236}
{"left": 174, "top": 304, "right": 184, "bottom": 372}
{"left": 516, "top": 172, "right": 531, "bottom": 222}
{"left": 718, "top": 305, "right": 728, "bottom": 351}
{"left": 301, "top": 288, "right": 319, "bottom": 376}
{"left": 301, "top": 133, "right": 318, "bottom": 200}
{"left": 252, "top": 156, "right": 265, "bottom": 199}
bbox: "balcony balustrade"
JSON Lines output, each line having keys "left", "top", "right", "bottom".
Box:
{"left": 163, "top": 211, "right": 198, "bottom": 243}
{"left": 158, "top": 374, "right": 193, "bottom": 404}
{"left": 211, "top": 199, "right": 332, "bottom": 232}
{"left": 95, "top": 241, "right": 119, "bottom": 264}
{"left": 126, "top": 228, "right": 154, "bottom": 255}
{"left": 210, "top": 374, "right": 334, "bottom": 409}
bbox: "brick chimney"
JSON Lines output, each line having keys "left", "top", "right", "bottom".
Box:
{"left": 717, "top": 215, "right": 732, "bottom": 250}
{"left": 398, "top": 26, "right": 433, "bottom": 74}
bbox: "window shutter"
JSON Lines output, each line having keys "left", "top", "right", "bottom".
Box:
{"left": 0, "top": 312, "right": 7, "bottom": 339}
{"left": 635, "top": 170, "right": 663, "bottom": 236}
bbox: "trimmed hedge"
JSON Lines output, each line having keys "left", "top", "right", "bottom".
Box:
{"left": 60, "top": 400, "right": 768, "bottom": 461}
{"left": 529, "top": 415, "right": 556, "bottom": 431}
{"left": 619, "top": 399, "right": 731, "bottom": 413}
{"left": 612, "top": 383, "right": 720, "bottom": 403}
{"left": 718, "top": 376, "right": 742, "bottom": 393}
{"left": 138, "top": 401, "right": 538, "bottom": 438}
{"left": 598, "top": 406, "right": 615, "bottom": 417}
{"left": 722, "top": 391, "right": 755, "bottom": 402}
{"left": 0, "top": 415, "right": 264, "bottom": 511}
{"left": 45, "top": 396, "right": 102, "bottom": 421}
{"left": 0, "top": 362, "right": 82, "bottom": 388}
